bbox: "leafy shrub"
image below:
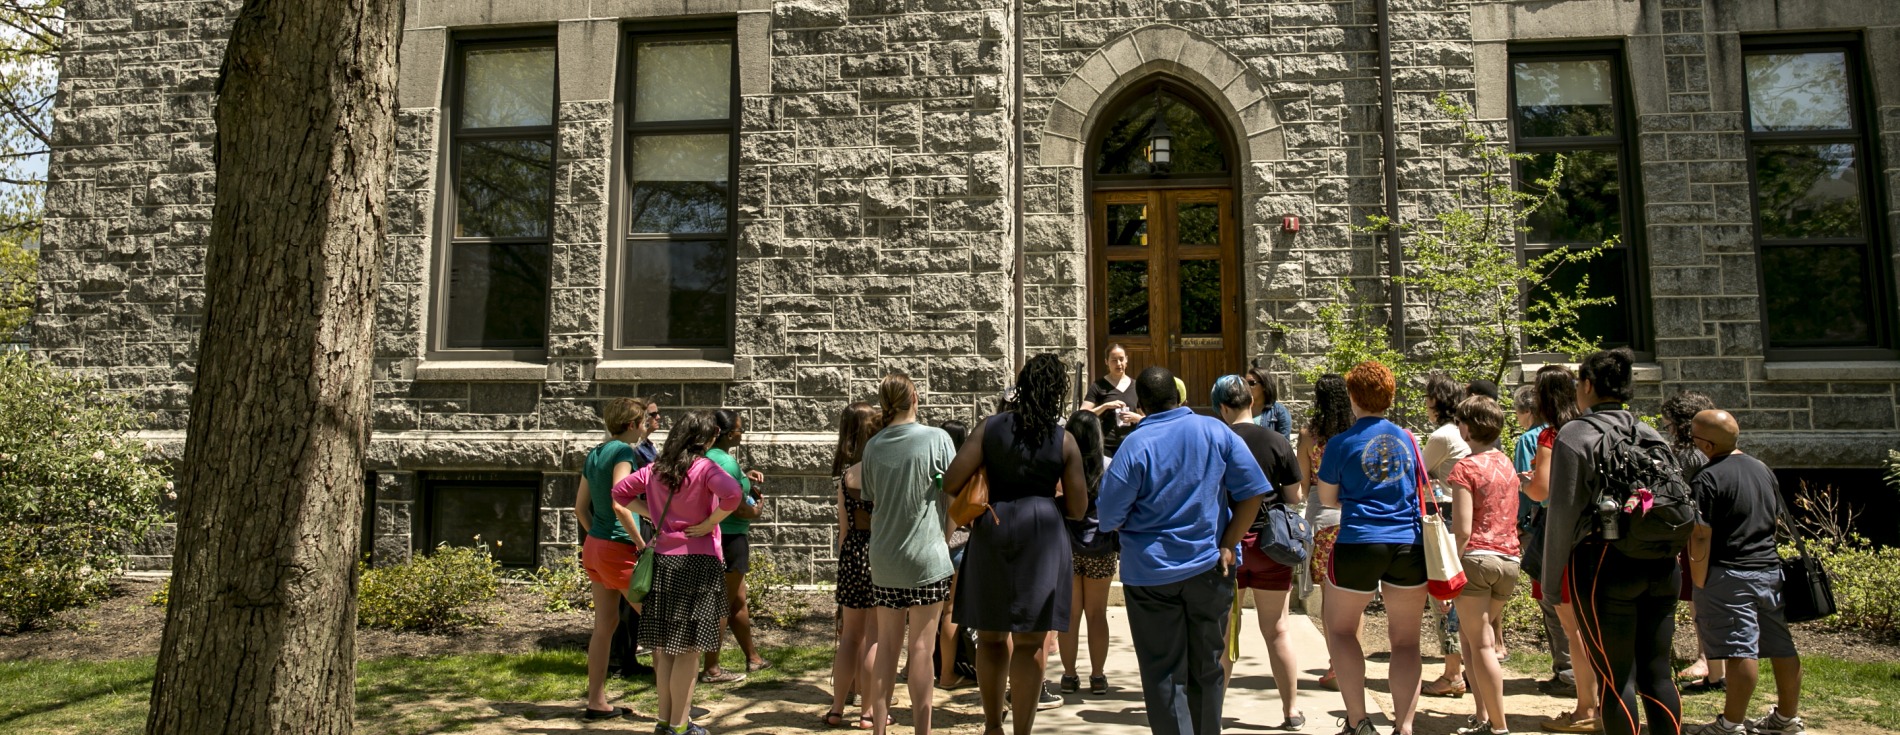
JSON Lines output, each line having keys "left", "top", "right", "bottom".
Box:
{"left": 519, "top": 550, "right": 590, "bottom": 614}
{"left": 148, "top": 578, "right": 171, "bottom": 608}
{"left": 0, "top": 354, "right": 170, "bottom": 632}
{"left": 358, "top": 543, "right": 501, "bottom": 631}
{"left": 746, "top": 549, "right": 808, "bottom": 628}
{"left": 1782, "top": 481, "right": 1900, "bottom": 637}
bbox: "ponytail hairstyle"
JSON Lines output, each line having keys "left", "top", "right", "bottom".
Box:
{"left": 877, "top": 372, "right": 917, "bottom": 426}
{"left": 602, "top": 396, "right": 650, "bottom": 436}
{"left": 1064, "top": 410, "right": 1105, "bottom": 495}
{"left": 832, "top": 402, "right": 882, "bottom": 476}
{"left": 656, "top": 410, "right": 721, "bottom": 492}
{"left": 710, "top": 408, "right": 743, "bottom": 449}
{"left": 1012, "top": 353, "right": 1069, "bottom": 446}
{"left": 1534, "top": 364, "right": 1582, "bottom": 430}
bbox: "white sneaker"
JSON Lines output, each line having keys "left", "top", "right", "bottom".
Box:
{"left": 1750, "top": 709, "right": 1805, "bottom": 735}
{"left": 1684, "top": 717, "right": 1744, "bottom": 735}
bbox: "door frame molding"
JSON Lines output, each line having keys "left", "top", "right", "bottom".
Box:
{"left": 1083, "top": 76, "right": 1245, "bottom": 384}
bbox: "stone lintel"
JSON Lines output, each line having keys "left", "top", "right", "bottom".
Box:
{"left": 415, "top": 360, "right": 549, "bottom": 382}
{"left": 594, "top": 359, "right": 736, "bottom": 381}
{"left": 1763, "top": 361, "right": 1900, "bottom": 383}
{"left": 1514, "top": 362, "right": 1665, "bottom": 384}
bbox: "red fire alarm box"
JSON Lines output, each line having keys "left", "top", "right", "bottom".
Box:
{"left": 1282, "top": 215, "right": 1301, "bottom": 233}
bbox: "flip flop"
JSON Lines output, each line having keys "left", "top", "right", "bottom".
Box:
{"left": 582, "top": 706, "right": 632, "bottom": 721}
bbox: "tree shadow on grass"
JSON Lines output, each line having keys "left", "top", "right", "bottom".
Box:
{"left": 0, "top": 671, "right": 155, "bottom": 729}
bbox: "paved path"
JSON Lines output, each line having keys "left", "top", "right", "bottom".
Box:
{"left": 1030, "top": 604, "right": 1351, "bottom": 735}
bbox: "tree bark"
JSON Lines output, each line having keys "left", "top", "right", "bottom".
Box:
{"left": 146, "top": 1, "right": 402, "bottom": 733}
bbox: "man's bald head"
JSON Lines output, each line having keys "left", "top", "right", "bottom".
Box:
{"left": 1692, "top": 409, "right": 1739, "bottom": 455}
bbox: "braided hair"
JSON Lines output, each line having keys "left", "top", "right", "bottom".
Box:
{"left": 1011, "top": 353, "right": 1069, "bottom": 446}
{"left": 1307, "top": 373, "right": 1353, "bottom": 443}
{"left": 656, "top": 410, "right": 721, "bottom": 492}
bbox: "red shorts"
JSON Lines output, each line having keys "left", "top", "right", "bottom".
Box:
{"left": 1530, "top": 568, "right": 1572, "bottom": 605}
{"left": 1237, "top": 536, "right": 1294, "bottom": 592}
{"left": 582, "top": 536, "right": 639, "bottom": 590}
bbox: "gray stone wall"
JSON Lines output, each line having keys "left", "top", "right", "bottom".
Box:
{"left": 34, "top": 0, "right": 1900, "bottom": 573}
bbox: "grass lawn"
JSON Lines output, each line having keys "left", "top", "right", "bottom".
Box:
{"left": 1504, "top": 650, "right": 1900, "bottom": 733}
{"left": 0, "top": 646, "right": 834, "bottom": 735}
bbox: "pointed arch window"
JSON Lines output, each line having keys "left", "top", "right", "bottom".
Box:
{"left": 1094, "top": 86, "right": 1229, "bottom": 178}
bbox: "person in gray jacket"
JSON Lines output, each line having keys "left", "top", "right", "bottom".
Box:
{"left": 1540, "top": 347, "right": 1682, "bottom": 735}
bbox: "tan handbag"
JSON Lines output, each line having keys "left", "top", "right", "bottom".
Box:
{"left": 947, "top": 467, "right": 998, "bottom": 528}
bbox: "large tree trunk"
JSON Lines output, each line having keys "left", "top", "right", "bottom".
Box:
{"left": 146, "top": 1, "right": 402, "bottom": 732}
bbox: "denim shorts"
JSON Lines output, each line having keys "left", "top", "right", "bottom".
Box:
{"left": 1694, "top": 565, "right": 1795, "bottom": 660}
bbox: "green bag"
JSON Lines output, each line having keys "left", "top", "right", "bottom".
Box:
{"left": 624, "top": 483, "right": 679, "bottom": 605}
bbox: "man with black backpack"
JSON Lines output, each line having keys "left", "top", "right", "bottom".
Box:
{"left": 1541, "top": 347, "right": 1688, "bottom": 735}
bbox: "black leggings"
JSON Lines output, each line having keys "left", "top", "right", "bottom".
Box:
{"left": 1568, "top": 542, "right": 1682, "bottom": 735}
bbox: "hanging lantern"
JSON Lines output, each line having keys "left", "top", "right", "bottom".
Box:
{"left": 1147, "top": 89, "right": 1172, "bottom": 168}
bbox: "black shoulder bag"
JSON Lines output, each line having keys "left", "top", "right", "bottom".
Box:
{"left": 1776, "top": 497, "right": 1837, "bottom": 624}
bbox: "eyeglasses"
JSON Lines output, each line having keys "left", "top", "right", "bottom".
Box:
{"left": 1690, "top": 434, "right": 1715, "bottom": 447}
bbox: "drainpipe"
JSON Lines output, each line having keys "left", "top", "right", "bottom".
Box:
{"left": 1010, "top": 2, "right": 1027, "bottom": 373}
{"left": 1376, "top": 0, "right": 1405, "bottom": 350}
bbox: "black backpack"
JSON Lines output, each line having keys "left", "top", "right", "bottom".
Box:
{"left": 1576, "top": 412, "right": 1698, "bottom": 559}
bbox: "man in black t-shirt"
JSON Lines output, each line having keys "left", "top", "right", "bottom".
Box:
{"left": 1685, "top": 410, "right": 1804, "bottom": 735}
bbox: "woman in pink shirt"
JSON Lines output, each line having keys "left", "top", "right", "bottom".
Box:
{"left": 612, "top": 411, "right": 744, "bottom": 735}
{"left": 1448, "top": 395, "right": 1522, "bottom": 735}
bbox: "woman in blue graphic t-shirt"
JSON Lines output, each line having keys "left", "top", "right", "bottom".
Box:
{"left": 1313, "top": 361, "right": 1430, "bottom": 735}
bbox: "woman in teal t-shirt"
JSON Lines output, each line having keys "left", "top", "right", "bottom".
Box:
{"left": 574, "top": 396, "right": 657, "bottom": 721}
{"left": 698, "top": 409, "right": 767, "bottom": 683}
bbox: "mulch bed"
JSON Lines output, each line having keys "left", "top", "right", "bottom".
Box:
{"left": 0, "top": 576, "right": 839, "bottom": 662}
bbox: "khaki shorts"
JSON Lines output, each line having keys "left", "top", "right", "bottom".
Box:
{"left": 1460, "top": 554, "right": 1521, "bottom": 601}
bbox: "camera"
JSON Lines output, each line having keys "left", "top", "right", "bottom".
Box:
{"left": 1596, "top": 496, "right": 1622, "bottom": 540}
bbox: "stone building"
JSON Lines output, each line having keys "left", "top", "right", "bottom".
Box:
{"left": 34, "top": 0, "right": 1900, "bottom": 573}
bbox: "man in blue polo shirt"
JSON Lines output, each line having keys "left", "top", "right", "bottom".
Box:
{"left": 1099, "top": 366, "right": 1273, "bottom": 735}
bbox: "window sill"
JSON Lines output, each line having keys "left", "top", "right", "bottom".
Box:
{"left": 1514, "top": 362, "right": 1663, "bottom": 384}
{"left": 1763, "top": 361, "right": 1900, "bottom": 382}
{"left": 414, "top": 360, "right": 547, "bottom": 382}
{"left": 594, "top": 359, "right": 735, "bottom": 382}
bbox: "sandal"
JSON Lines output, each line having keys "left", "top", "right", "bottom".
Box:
{"left": 1318, "top": 669, "right": 1339, "bottom": 691}
{"left": 1422, "top": 675, "right": 1467, "bottom": 697}
{"left": 748, "top": 659, "right": 775, "bottom": 673}
{"left": 1282, "top": 712, "right": 1306, "bottom": 730}
{"left": 856, "top": 714, "right": 893, "bottom": 730}
{"left": 822, "top": 712, "right": 848, "bottom": 728}
{"left": 936, "top": 674, "right": 974, "bottom": 690}
{"left": 699, "top": 670, "right": 747, "bottom": 684}
{"left": 1682, "top": 676, "right": 1726, "bottom": 693}
{"left": 582, "top": 706, "right": 632, "bottom": 721}
{"left": 1539, "top": 711, "right": 1599, "bottom": 734}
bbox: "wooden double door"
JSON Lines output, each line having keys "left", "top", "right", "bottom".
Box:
{"left": 1090, "top": 188, "right": 1241, "bottom": 396}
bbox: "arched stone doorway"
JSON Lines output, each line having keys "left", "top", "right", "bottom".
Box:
{"left": 1086, "top": 80, "right": 1241, "bottom": 393}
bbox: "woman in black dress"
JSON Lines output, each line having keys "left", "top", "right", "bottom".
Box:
{"left": 1079, "top": 343, "right": 1142, "bottom": 456}
{"left": 942, "top": 354, "right": 1090, "bottom": 735}
{"left": 824, "top": 402, "right": 883, "bottom": 729}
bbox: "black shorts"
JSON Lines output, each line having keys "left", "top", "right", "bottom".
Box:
{"left": 1327, "top": 542, "right": 1427, "bottom": 593}
{"left": 721, "top": 532, "right": 750, "bottom": 575}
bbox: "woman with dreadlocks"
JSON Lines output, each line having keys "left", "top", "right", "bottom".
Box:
{"left": 942, "top": 353, "right": 1090, "bottom": 735}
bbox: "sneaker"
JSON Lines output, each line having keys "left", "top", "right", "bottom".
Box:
{"left": 1537, "top": 676, "right": 1576, "bottom": 697}
{"left": 1750, "top": 709, "right": 1805, "bottom": 735}
{"left": 1336, "top": 717, "right": 1380, "bottom": 735}
{"left": 1059, "top": 674, "right": 1080, "bottom": 694}
{"left": 1683, "top": 717, "right": 1744, "bottom": 735}
{"left": 685, "top": 723, "right": 710, "bottom": 735}
{"left": 1089, "top": 674, "right": 1108, "bottom": 696}
{"left": 1037, "top": 681, "right": 1064, "bottom": 710}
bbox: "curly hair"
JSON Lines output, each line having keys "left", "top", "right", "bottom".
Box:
{"left": 1424, "top": 372, "right": 1463, "bottom": 426}
{"left": 1346, "top": 361, "right": 1395, "bottom": 414}
{"left": 1534, "top": 364, "right": 1582, "bottom": 430}
{"left": 1065, "top": 410, "right": 1105, "bottom": 495}
{"left": 656, "top": 410, "right": 721, "bottom": 492}
{"left": 1659, "top": 391, "right": 1716, "bottom": 450}
{"left": 832, "top": 402, "right": 881, "bottom": 476}
{"left": 1011, "top": 353, "right": 1070, "bottom": 446}
{"left": 1307, "top": 373, "right": 1353, "bottom": 443}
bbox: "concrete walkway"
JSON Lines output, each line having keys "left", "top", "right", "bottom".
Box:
{"left": 1027, "top": 604, "right": 1370, "bottom": 735}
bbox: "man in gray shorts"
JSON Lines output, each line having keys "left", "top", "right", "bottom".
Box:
{"left": 1684, "top": 410, "right": 1803, "bottom": 735}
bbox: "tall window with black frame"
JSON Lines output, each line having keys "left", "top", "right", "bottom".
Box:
{"left": 1742, "top": 38, "right": 1895, "bottom": 357}
{"left": 1509, "top": 48, "right": 1647, "bottom": 354}
{"left": 444, "top": 39, "right": 558, "bottom": 352}
{"left": 619, "top": 30, "right": 738, "bottom": 354}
